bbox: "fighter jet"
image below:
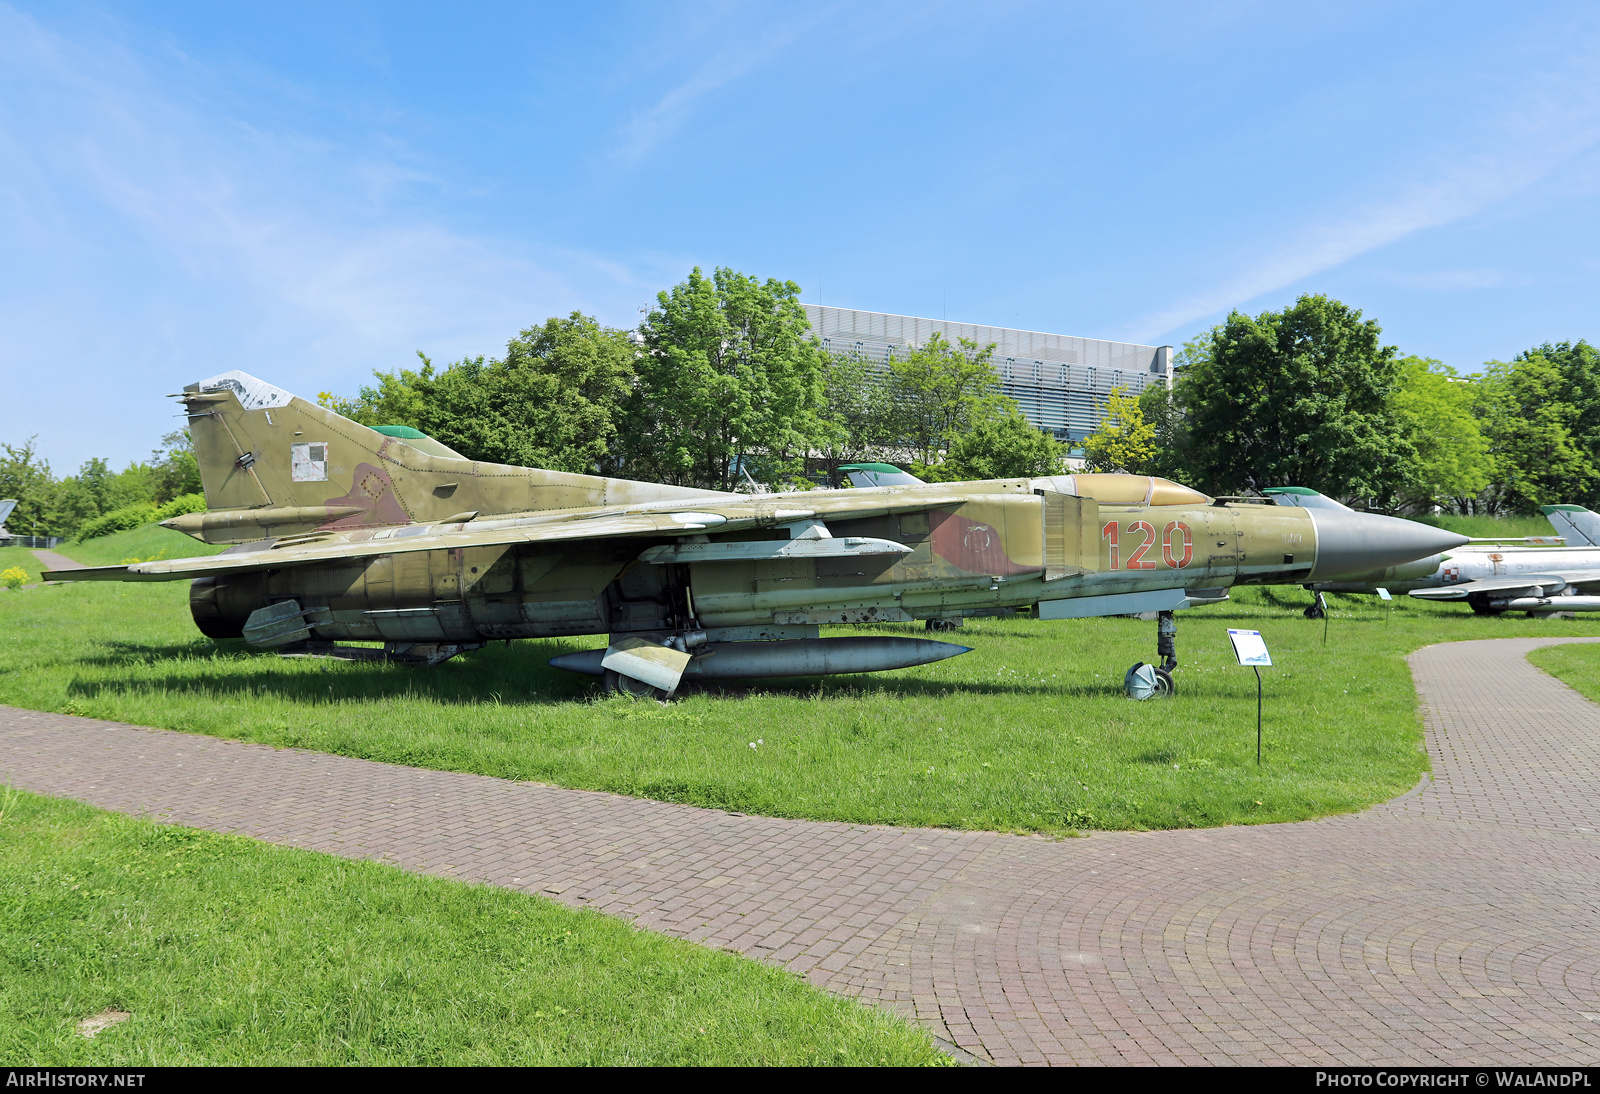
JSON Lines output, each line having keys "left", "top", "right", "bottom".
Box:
{"left": 1298, "top": 495, "right": 1600, "bottom": 617}
{"left": 0, "top": 499, "right": 16, "bottom": 545}
{"left": 1542, "top": 504, "right": 1600, "bottom": 548}
{"left": 44, "top": 371, "right": 1467, "bottom": 697}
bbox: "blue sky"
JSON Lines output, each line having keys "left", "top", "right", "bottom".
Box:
{"left": 6, "top": 1, "right": 1600, "bottom": 470}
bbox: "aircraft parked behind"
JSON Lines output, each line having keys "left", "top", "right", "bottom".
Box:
{"left": 1295, "top": 493, "right": 1600, "bottom": 617}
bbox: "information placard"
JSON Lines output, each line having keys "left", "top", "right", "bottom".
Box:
{"left": 1376, "top": 587, "right": 1393, "bottom": 601}
{"left": 1227, "top": 629, "right": 1272, "bottom": 667}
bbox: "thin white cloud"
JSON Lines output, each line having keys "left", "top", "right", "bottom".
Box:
{"left": 0, "top": 4, "right": 671, "bottom": 465}
{"left": 612, "top": 16, "right": 823, "bottom": 165}
{"left": 1120, "top": 31, "right": 1600, "bottom": 343}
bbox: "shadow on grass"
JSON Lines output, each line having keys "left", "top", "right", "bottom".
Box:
{"left": 68, "top": 635, "right": 1097, "bottom": 706}
{"left": 78, "top": 639, "right": 235, "bottom": 663}
{"left": 1258, "top": 586, "right": 1315, "bottom": 611}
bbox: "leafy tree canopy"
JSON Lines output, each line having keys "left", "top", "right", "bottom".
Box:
{"left": 0, "top": 430, "right": 199, "bottom": 538}
{"left": 622, "top": 267, "right": 829, "bottom": 491}
{"left": 321, "top": 313, "right": 638, "bottom": 474}
{"left": 927, "top": 411, "right": 1065, "bottom": 481}
{"left": 1174, "top": 294, "right": 1412, "bottom": 500}
{"left": 1385, "top": 357, "right": 1490, "bottom": 512}
{"left": 888, "top": 334, "right": 1011, "bottom": 467}
{"left": 1475, "top": 346, "right": 1600, "bottom": 513}
{"left": 0, "top": 439, "right": 54, "bottom": 536}
{"left": 815, "top": 350, "right": 901, "bottom": 468}
{"left": 1083, "top": 385, "right": 1156, "bottom": 474}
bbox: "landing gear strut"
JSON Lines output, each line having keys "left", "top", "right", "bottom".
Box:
{"left": 1303, "top": 588, "right": 1326, "bottom": 619}
{"left": 1125, "top": 610, "right": 1177, "bottom": 698}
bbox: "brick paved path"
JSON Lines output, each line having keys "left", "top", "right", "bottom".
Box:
{"left": 3, "top": 637, "right": 1600, "bottom": 1066}
{"left": 31, "top": 549, "right": 83, "bottom": 572}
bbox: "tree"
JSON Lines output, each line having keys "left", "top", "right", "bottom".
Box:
{"left": 1174, "top": 294, "right": 1413, "bottom": 501}
{"left": 48, "top": 458, "right": 117, "bottom": 534}
{"left": 319, "top": 313, "right": 638, "bottom": 473}
{"left": 1476, "top": 350, "right": 1600, "bottom": 514}
{"left": 1082, "top": 385, "right": 1157, "bottom": 473}
{"left": 1385, "top": 357, "right": 1491, "bottom": 513}
{"left": 622, "top": 267, "right": 830, "bottom": 491}
{"left": 318, "top": 356, "right": 435, "bottom": 431}
{"left": 42, "top": 456, "right": 158, "bottom": 538}
{"left": 0, "top": 438, "right": 56, "bottom": 536}
{"left": 148, "top": 430, "right": 203, "bottom": 504}
{"left": 887, "top": 333, "right": 1010, "bottom": 467}
{"left": 814, "top": 350, "right": 901, "bottom": 470}
{"left": 1524, "top": 341, "right": 1600, "bottom": 462}
{"left": 934, "top": 411, "right": 1065, "bottom": 481}
{"left": 1130, "top": 382, "right": 1194, "bottom": 483}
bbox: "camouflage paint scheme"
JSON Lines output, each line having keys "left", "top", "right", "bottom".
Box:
{"left": 48, "top": 371, "right": 1464, "bottom": 687}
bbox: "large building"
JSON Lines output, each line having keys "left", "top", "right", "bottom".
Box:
{"left": 802, "top": 304, "right": 1172, "bottom": 449}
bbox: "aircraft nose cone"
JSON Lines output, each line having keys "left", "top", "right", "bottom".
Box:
{"left": 1308, "top": 511, "right": 1470, "bottom": 580}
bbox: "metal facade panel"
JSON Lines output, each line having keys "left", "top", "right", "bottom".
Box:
{"left": 803, "top": 304, "right": 1169, "bottom": 442}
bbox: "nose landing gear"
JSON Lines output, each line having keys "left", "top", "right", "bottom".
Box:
{"left": 1125, "top": 610, "right": 1178, "bottom": 698}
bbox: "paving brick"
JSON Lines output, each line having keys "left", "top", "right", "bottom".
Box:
{"left": 4, "top": 637, "right": 1600, "bottom": 1065}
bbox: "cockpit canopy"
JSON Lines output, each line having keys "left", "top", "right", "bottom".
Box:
{"left": 1031, "top": 474, "right": 1212, "bottom": 506}
{"left": 1262, "top": 486, "right": 1353, "bottom": 512}
{"left": 838, "top": 462, "right": 925, "bottom": 488}
{"left": 371, "top": 425, "right": 466, "bottom": 461}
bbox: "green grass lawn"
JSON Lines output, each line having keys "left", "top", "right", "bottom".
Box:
{"left": 65, "top": 524, "right": 228, "bottom": 567}
{"left": 0, "top": 788, "right": 943, "bottom": 1066}
{"left": 0, "top": 545, "right": 48, "bottom": 586}
{"left": 5, "top": 523, "right": 1597, "bottom": 835}
{"left": 1527, "top": 641, "right": 1600, "bottom": 702}
{"left": 1415, "top": 512, "right": 1565, "bottom": 539}
{"left": 2, "top": 526, "right": 222, "bottom": 589}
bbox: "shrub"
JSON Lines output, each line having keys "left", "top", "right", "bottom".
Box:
{"left": 1, "top": 567, "right": 27, "bottom": 590}
{"left": 153, "top": 493, "right": 207, "bottom": 521}
{"left": 73, "top": 493, "right": 206, "bottom": 542}
{"left": 73, "top": 504, "right": 156, "bottom": 542}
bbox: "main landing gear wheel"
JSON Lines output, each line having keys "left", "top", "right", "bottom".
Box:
{"left": 925, "top": 618, "right": 961, "bottom": 632}
{"left": 1469, "top": 601, "right": 1506, "bottom": 617}
{"left": 603, "top": 668, "right": 668, "bottom": 701}
{"left": 1303, "top": 603, "right": 1325, "bottom": 620}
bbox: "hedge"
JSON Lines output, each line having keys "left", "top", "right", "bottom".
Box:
{"left": 74, "top": 493, "right": 207, "bottom": 541}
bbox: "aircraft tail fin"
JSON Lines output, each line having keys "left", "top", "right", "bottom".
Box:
{"left": 1542, "top": 504, "right": 1600, "bottom": 547}
{"left": 178, "top": 370, "right": 728, "bottom": 544}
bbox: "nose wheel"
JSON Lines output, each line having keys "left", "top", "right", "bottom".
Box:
{"left": 1125, "top": 610, "right": 1178, "bottom": 698}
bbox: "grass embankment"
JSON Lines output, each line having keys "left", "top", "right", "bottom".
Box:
{"left": 63, "top": 524, "right": 227, "bottom": 567}
{"left": 1527, "top": 642, "right": 1600, "bottom": 702}
{"left": 5, "top": 523, "right": 1597, "bottom": 834}
{"left": 0, "top": 788, "right": 942, "bottom": 1066}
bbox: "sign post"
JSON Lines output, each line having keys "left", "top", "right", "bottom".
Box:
{"left": 1377, "top": 587, "right": 1392, "bottom": 626}
{"left": 1227, "top": 629, "right": 1273, "bottom": 764}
